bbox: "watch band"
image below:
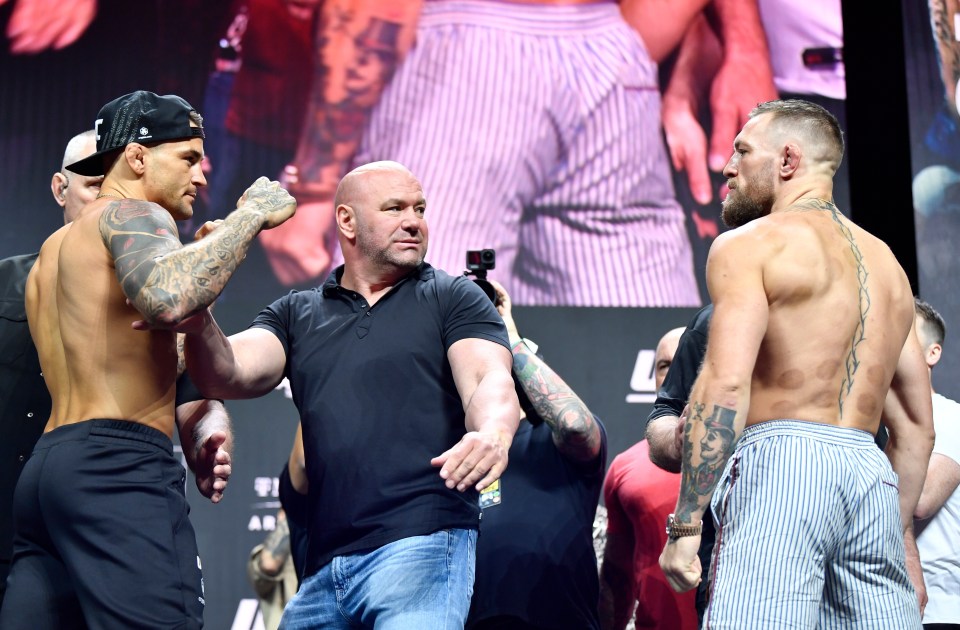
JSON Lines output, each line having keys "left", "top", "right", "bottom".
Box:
{"left": 666, "top": 513, "right": 702, "bottom": 539}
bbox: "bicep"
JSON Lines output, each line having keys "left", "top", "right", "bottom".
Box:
{"left": 231, "top": 328, "right": 289, "bottom": 395}
{"left": 446, "top": 337, "right": 512, "bottom": 406}
{"left": 701, "top": 235, "right": 768, "bottom": 385}
{"left": 98, "top": 200, "right": 182, "bottom": 300}
{"left": 885, "top": 322, "right": 933, "bottom": 430}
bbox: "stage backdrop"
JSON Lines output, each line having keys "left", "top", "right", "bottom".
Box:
{"left": 0, "top": 0, "right": 903, "bottom": 628}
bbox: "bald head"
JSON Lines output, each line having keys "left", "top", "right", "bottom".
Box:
{"left": 334, "top": 161, "right": 416, "bottom": 209}
{"left": 52, "top": 130, "right": 101, "bottom": 224}
{"left": 654, "top": 326, "right": 685, "bottom": 390}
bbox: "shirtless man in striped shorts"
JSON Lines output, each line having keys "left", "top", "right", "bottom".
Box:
{"left": 659, "top": 99, "right": 934, "bottom": 629}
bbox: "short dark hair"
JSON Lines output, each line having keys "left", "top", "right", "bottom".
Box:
{"left": 750, "top": 99, "right": 844, "bottom": 172}
{"left": 915, "top": 297, "right": 946, "bottom": 348}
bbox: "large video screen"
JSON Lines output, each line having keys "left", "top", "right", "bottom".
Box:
{"left": 903, "top": 0, "right": 960, "bottom": 400}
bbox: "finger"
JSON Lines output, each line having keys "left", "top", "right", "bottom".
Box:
{"left": 472, "top": 459, "right": 506, "bottom": 493}
{"left": 201, "top": 432, "right": 227, "bottom": 454}
{"left": 685, "top": 148, "right": 713, "bottom": 206}
{"left": 709, "top": 103, "right": 739, "bottom": 172}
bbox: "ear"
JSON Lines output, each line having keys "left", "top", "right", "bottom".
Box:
{"left": 124, "top": 143, "right": 148, "bottom": 175}
{"left": 926, "top": 342, "right": 943, "bottom": 368}
{"left": 51, "top": 172, "right": 68, "bottom": 208}
{"left": 336, "top": 204, "right": 356, "bottom": 240}
{"left": 780, "top": 143, "right": 802, "bottom": 178}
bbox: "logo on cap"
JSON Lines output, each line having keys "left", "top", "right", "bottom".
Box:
{"left": 139, "top": 126, "right": 149, "bottom": 136}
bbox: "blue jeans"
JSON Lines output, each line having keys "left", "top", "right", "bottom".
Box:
{"left": 279, "top": 528, "right": 477, "bottom": 629}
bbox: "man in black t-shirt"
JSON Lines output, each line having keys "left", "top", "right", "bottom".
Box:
{"left": 467, "top": 280, "right": 606, "bottom": 630}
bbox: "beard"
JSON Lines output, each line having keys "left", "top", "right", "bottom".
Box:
{"left": 721, "top": 162, "right": 775, "bottom": 228}
{"left": 357, "top": 230, "right": 426, "bottom": 271}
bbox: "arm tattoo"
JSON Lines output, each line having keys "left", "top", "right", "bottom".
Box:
{"left": 264, "top": 515, "right": 291, "bottom": 560}
{"left": 294, "top": 2, "right": 408, "bottom": 191}
{"left": 828, "top": 207, "right": 871, "bottom": 418}
{"left": 675, "top": 402, "right": 737, "bottom": 522}
{"left": 100, "top": 200, "right": 263, "bottom": 325}
{"left": 513, "top": 351, "right": 600, "bottom": 460}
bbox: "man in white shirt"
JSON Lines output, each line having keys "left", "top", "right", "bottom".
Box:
{"left": 914, "top": 297, "right": 960, "bottom": 628}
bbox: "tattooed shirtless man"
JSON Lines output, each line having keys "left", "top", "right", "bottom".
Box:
{"left": 0, "top": 91, "right": 295, "bottom": 630}
{"left": 659, "top": 100, "right": 934, "bottom": 629}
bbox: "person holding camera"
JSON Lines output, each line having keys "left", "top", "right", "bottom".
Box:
{"left": 467, "top": 279, "right": 606, "bottom": 630}
{"left": 183, "top": 160, "right": 520, "bottom": 629}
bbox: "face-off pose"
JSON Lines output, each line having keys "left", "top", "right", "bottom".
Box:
{"left": 0, "top": 91, "right": 295, "bottom": 630}
{"left": 660, "top": 99, "right": 934, "bottom": 628}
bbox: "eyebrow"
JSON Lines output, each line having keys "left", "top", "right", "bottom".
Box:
{"left": 179, "top": 148, "right": 204, "bottom": 161}
{"left": 382, "top": 197, "right": 426, "bottom": 207}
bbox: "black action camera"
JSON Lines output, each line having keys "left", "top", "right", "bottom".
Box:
{"left": 464, "top": 249, "right": 497, "bottom": 304}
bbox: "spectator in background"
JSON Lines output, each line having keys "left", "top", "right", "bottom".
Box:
{"left": 247, "top": 424, "right": 309, "bottom": 630}
{"left": 468, "top": 279, "right": 606, "bottom": 629}
{"left": 599, "top": 326, "right": 697, "bottom": 630}
{"left": 913, "top": 298, "right": 960, "bottom": 627}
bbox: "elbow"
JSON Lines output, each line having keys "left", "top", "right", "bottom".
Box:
{"left": 914, "top": 496, "right": 936, "bottom": 521}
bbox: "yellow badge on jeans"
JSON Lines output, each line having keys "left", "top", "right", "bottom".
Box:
{"left": 479, "top": 479, "right": 501, "bottom": 509}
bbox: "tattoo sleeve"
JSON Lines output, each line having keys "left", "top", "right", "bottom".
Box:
{"left": 512, "top": 347, "right": 601, "bottom": 463}
{"left": 99, "top": 199, "right": 264, "bottom": 326}
{"left": 675, "top": 402, "right": 738, "bottom": 522}
{"left": 290, "top": 0, "right": 422, "bottom": 197}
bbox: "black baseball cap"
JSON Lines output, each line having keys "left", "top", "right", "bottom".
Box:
{"left": 66, "top": 90, "right": 205, "bottom": 176}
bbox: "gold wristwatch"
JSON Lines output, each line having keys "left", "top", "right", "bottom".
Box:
{"left": 666, "top": 513, "right": 702, "bottom": 540}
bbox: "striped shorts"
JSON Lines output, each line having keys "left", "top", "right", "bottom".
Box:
{"left": 355, "top": 0, "right": 699, "bottom": 307}
{"left": 704, "top": 420, "right": 921, "bottom": 629}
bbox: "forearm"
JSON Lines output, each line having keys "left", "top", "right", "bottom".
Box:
{"left": 134, "top": 207, "right": 266, "bottom": 326}
{"left": 289, "top": 0, "right": 422, "bottom": 195}
{"left": 663, "top": 14, "right": 721, "bottom": 112}
{"left": 183, "top": 314, "right": 262, "bottom": 400}
{"left": 674, "top": 377, "right": 747, "bottom": 524}
{"left": 930, "top": 0, "right": 960, "bottom": 111}
{"left": 511, "top": 343, "right": 600, "bottom": 462}
{"left": 464, "top": 369, "right": 520, "bottom": 447}
{"left": 708, "top": 0, "right": 771, "bottom": 63}
{"left": 886, "top": 429, "right": 934, "bottom": 530}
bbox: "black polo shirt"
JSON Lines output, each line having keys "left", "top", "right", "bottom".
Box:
{"left": 252, "top": 263, "right": 510, "bottom": 575}
{"left": 0, "top": 254, "right": 50, "bottom": 573}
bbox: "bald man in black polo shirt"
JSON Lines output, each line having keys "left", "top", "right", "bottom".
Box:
{"left": 184, "top": 160, "right": 521, "bottom": 629}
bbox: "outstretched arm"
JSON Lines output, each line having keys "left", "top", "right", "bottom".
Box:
{"left": 184, "top": 313, "right": 289, "bottom": 400}
{"left": 100, "top": 177, "right": 295, "bottom": 327}
{"left": 660, "top": 232, "right": 768, "bottom": 593}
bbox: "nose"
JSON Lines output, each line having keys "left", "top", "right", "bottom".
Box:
{"left": 722, "top": 155, "right": 737, "bottom": 178}
{"left": 193, "top": 163, "right": 207, "bottom": 188}
{"left": 400, "top": 209, "right": 422, "bottom": 232}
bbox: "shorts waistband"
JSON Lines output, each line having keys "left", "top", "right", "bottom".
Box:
{"left": 737, "top": 419, "right": 877, "bottom": 450}
{"left": 38, "top": 419, "right": 173, "bottom": 452}
{"left": 421, "top": 0, "right": 622, "bottom": 35}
